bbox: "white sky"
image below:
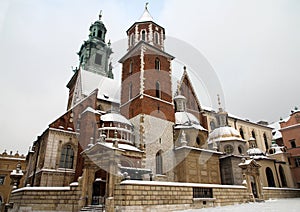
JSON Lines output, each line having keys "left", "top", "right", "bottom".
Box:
{"left": 0, "top": 0, "right": 299, "bottom": 154}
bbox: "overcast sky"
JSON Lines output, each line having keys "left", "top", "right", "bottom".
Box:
{"left": 1, "top": 0, "right": 299, "bottom": 154}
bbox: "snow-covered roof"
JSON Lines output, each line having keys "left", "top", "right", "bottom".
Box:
{"left": 137, "top": 7, "right": 154, "bottom": 22}
{"left": 81, "top": 70, "right": 120, "bottom": 103}
{"left": 175, "top": 111, "right": 207, "bottom": 131}
{"left": 268, "top": 121, "right": 282, "bottom": 140}
{"left": 208, "top": 126, "right": 245, "bottom": 144}
{"left": 247, "top": 147, "right": 265, "bottom": 156}
{"left": 96, "top": 142, "right": 142, "bottom": 153}
{"left": 175, "top": 146, "right": 223, "bottom": 155}
{"left": 100, "top": 112, "right": 132, "bottom": 126}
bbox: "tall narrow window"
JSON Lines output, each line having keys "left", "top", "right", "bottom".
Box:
{"left": 59, "top": 144, "right": 74, "bottom": 169}
{"left": 130, "top": 34, "right": 134, "bottom": 46}
{"left": 251, "top": 130, "right": 256, "bottom": 139}
{"left": 263, "top": 133, "right": 269, "bottom": 150}
{"left": 156, "top": 81, "right": 161, "bottom": 98}
{"left": 95, "top": 53, "right": 102, "bottom": 65}
{"left": 129, "top": 60, "right": 133, "bottom": 74}
{"left": 97, "top": 30, "right": 102, "bottom": 39}
{"left": 266, "top": 167, "right": 275, "bottom": 187}
{"left": 141, "top": 30, "right": 146, "bottom": 41}
{"left": 155, "top": 58, "right": 160, "bottom": 71}
{"left": 156, "top": 151, "right": 163, "bottom": 174}
{"left": 239, "top": 128, "right": 245, "bottom": 139}
{"left": 154, "top": 32, "right": 159, "bottom": 44}
{"left": 129, "top": 82, "right": 132, "bottom": 100}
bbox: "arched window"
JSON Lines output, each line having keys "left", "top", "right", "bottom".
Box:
{"left": 279, "top": 165, "right": 287, "bottom": 187}
{"left": 59, "top": 144, "right": 74, "bottom": 169}
{"left": 155, "top": 58, "right": 160, "bottom": 70}
{"left": 155, "top": 81, "right": 161, "bottom": 98}
{"left": 130, "top": 34, "right": 134, "bottom": 46}
{"left": 210, "top": 121, "right": 216, "bottom": 131}
{"left": 239, "top": 128, "right": 245, "bottom": 139}
{"left": 251, "top": 130, "right": 256, "bottom": 139}
{"left": 129, "top": 82, "right": 132, "bottom": 100}
{"left": 141, "top": 30, "right": 146, "bottom": 41}
{"left": 263, "top": 133, "right": 269, "bottom": 150}
{"left": 129, "top": 60, "right": 133, "bottom": 74}
{"left": 97, "top": 30, "right": 102, "bottom": 39}
{"left": 266, "top": 167, "right": 275, "bottom": 187}
{"left": 196, "top": 137, "right": 201, "bottom": 146}
{"left": 154, "top": 32, "right": 159, "bottom": 44}
{"left": 156, "top": 151, "right": 163, "bottom": 174}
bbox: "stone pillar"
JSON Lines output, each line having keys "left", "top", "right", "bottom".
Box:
{"left": 79, "top": 165, "right": 95, "bottom": 208}
{"left": 105, "top": 152, "right": 120, "bottom": 212}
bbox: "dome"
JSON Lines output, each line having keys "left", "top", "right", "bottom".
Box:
{"left": 101, "top": 113, "right": 132, "bottom": 126}
{"left": 175, "top": 111, "right": 199, "bottom": 125}
{"left": 208, "top": 126, "right": 244, "bottom": 144}
{"left": 247, "top": 147, "right": 265, "bottom": 156}
{"left": 175, "top": 111, "right": 206, "bottom": 131}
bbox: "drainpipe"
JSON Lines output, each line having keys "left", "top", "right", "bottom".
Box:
{"left": 274, "top": 160, "right": 281, "bottom": 188}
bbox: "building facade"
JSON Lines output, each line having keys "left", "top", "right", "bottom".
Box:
{"left": 8, "top": 5, "right": 300, "bottom": 212}
{"left": 280, "top": 109, "right": 300, "bottom": 187}
{"left": 0, "top": 151, "right": 26, "bottom": 212}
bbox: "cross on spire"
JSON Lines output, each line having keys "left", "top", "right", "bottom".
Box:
{"left": 217, "top": 94, "right": 221, "bottom": 108}
{"left": 99, "top": 10, "right": 102, "bottom": 20}
{"left": 145, "top": 2, "right": 149, "bottom": 10}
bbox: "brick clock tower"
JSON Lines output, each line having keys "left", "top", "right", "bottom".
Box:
{"left": 119, "top": 5, "right": 175, "bottom": 180}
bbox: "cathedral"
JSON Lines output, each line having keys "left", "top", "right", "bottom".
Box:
{"left": 8, "top": 5, "right": 299, "bottom": 212}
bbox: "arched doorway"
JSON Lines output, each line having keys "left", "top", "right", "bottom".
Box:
{"left": 279, "top": 165, "right": 287, "bottom": 187}
{"left": 92, "top": 169, "right": 107, "bottom": 205}
{"left": 266, "top": 167, "right": 276, "bottom": 187}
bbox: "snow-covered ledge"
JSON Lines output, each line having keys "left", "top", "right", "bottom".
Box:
{"left": 11, "top": 186, "right": 71, "bottom": 193}
{"left": 263, "top": 187, "right": 300, "bottom": 191}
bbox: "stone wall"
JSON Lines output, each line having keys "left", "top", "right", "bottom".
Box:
{"left": 263, "top": 187, "right": 300, "bottom": 199}
{"left": 8, "top": 184, "right": 81, "bottom": 212}
{"left": 114, "top": 180, "right": 250, "bottom": 211}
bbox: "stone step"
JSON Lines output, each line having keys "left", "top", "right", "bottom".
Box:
{"left": 80, "top": 205, "right": 104, "bottom": 212}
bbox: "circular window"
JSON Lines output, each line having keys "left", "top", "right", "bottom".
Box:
{"left": 224, "top": 145, "right": 234, "bottom": 154}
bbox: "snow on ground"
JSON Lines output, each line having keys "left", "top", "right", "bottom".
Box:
{"left": 179, "top": 198, "right": 300, "bottom": 212}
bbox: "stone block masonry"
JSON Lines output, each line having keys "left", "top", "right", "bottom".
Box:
{"left": 8, "top": 183, "right": 81, "bottom": 212}
{"left": 7, "top": 180, "right": 300, "bottom": 211}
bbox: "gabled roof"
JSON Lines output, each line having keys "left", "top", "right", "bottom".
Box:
{"left": 80, "top": 70, "right": 120, "bottom": 103}
{"left": 178, "top": 69, "right": 202, "bottom": 110}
